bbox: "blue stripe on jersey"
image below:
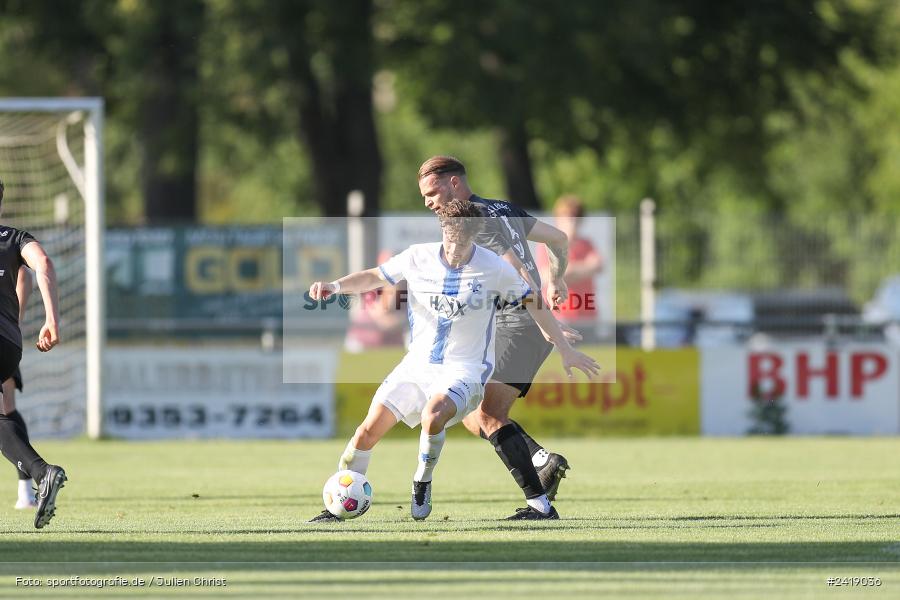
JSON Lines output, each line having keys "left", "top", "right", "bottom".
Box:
{"left": 407, "top": 300, "right": 414, "bottom": 343}
{"left": 429, "top": 266, "right": 462, "bottom": 364}
{"left": 480, "top": 303, "right": 498, "bottom": 384}
{"left": 430, "top": 319, "right": 452, "bottom": 363}
{"left": 441, "top": 266, "right": 462, "bottom": 296}
{"left": 379, "top": 265, "right": 396, "bottom": 285}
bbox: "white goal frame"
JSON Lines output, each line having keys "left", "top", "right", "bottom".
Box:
{"left": 0, "top": 97, "right": 105, "bottom": 439}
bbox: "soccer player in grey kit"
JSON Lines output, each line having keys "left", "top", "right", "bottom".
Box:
{"left": 0, "top": 178, "right": 67, "bottom": 528}
{"left": 418, "top": 156, "right": 587, "bottom": 519}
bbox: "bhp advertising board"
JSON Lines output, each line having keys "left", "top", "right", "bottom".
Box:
{"left": 702, "top": 344, "right": 900, "bottom": 435}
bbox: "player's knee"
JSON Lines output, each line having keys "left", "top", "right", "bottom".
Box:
{"left": 0, "top": 385, "right": 14, "bottom": 414}
{"left": 352, "top": 423, "right": 379, "bottom": 449}
{"left": 421, "top": 406, "right": 451, "bottom": 435}
{"left": 420, "top": 412, "right": 441, "bottom": 435}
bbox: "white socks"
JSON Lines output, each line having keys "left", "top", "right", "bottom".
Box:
{"left": 338, "top": 442, "right": 372, "bottom": 474}
{"left": 528, "top": 449, "right": 554, "bottom": 513}
{"left": 526, "top": 494, "right": 552, "bottom": 514}
{"left": 413, "top": 429, "right": 446, "bottom": 483}
{"left": 18, "top": 479, "right": 35, "bottom": 502}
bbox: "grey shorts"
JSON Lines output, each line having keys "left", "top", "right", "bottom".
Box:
{"left": 491, "top": 322, "right": 554, "bottom": 397}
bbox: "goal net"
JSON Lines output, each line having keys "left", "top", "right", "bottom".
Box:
{"left": 0, "top": 98, "right": 104, "bottom": 439}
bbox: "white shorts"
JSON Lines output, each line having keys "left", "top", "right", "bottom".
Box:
{"left": 373, "top": 356, "right": 485, "bottom": 428}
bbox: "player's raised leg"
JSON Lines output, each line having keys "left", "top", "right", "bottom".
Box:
{"left": 509, "top": 419, "right": 569, "bottom": 501}
{"left": 2, "top": 375, "right": 36, "bottom": 509}
{"left": 463, "top": 407, "right": 568, "bottom": 501}
{"left": 411, "top": 392, "right": 458, "bottom": 521}
{"left": 465, "top": 381, "right": 558, "bottom": 520}
{"left": 309, "top": 401, "right": 398, "bottom": 522}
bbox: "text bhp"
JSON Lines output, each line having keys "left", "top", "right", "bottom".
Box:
{"left": 749, "top": 351, "right": 888, "bottom": 400}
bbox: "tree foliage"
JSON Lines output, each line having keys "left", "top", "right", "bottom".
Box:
{"left": 381, "top": 0, "right": 889, "bottom": 211}
{"left": 0, "top": 0, "right": 897, "bottom": 306}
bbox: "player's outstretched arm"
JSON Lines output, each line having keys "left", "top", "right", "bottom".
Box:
{"left": 527, "top": 221, "right": 569, "bottom": 306}
{"left": 20, "top": 242, "right": 59, "bottom": 352}
{"left": 524, "top": 295, "right": 599, "bottom": 379}
{"left": 309, "top": 267, "right": 390, "bottom": 300}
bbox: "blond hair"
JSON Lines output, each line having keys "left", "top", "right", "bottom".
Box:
{"left": 554, "top": 194, "right": 585, "bottom": 218}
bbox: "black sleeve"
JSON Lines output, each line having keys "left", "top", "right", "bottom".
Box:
{"left": 510, "top": 205, "right": 537, "bottom": 235}
{"left": 15, "top": 230, "right": 36, "bottom": 266}
{"left": 475, "top": 217, "right": 514, "bottom": 256}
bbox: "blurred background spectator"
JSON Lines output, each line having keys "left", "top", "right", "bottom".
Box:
{"left": 536, "top": 195, "right": 604, "bottom": 342}
{"left": 343, "top": 249, "right": 407, "bottom": 352}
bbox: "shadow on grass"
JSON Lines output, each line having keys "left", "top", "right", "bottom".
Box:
{"left": 1, "top": 539, "right": 897, "bottom": 564}
{"left": 1, "top": 513, "right": 897, "bottom": 537}
{"left": 72, "top": 494, "right": 692, "bottom": 505}
{"left": 670, "top": 514, "right": 900, "bottom": 522}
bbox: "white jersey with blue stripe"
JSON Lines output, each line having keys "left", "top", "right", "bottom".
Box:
{"left": 378, "top": 243, "right": 531, "bottom": 379}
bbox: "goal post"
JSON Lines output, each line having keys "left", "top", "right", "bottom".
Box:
{"left": 0, "top": 97, "right": 105, "bottom": 439}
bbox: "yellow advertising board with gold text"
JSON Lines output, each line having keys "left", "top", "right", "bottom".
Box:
{"left": 515, "top": 347, "right": 699, "bottom": 436}
{"left": 335, "top": 347, "right": 700, "bottom": 437}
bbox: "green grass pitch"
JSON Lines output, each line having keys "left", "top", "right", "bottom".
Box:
{"left": 0, "top": 437, "right": 898, "bottom": 598}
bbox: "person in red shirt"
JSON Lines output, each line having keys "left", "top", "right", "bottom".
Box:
{"left": 536, "top": 195, "right": 604, "bottom": 341}
{"left": 343, "top": 249, "right": 406, "bottom": 352}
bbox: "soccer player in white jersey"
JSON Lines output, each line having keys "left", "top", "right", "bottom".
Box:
{"left": 308, "top": 200, "right": 598, "bottom": 522}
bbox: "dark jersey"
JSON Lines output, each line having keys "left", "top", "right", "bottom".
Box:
{"left": 469, "top": 194, "right": 540, "bottom": 328}
{"left": 0, "top": 225, "right": 35, "bottom": 348}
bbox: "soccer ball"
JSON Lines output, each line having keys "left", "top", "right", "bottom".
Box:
{"left": 322, "top": 470, "right": 373, "bottom": 520}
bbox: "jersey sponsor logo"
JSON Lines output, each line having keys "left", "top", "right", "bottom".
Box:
{"left": 0, "top": 230, "right": 8, "bottom": 237}
{"left": 430, "top": 294, "right": 466, "bottom": 318}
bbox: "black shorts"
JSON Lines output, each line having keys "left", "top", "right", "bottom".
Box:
{"left": 491, "top": 322, "right": 554, "bottom": 397}
{"left": 0, "top": 336, "right": 22, "bottom": 384}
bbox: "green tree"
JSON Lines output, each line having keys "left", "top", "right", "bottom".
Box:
{"left": 381, "top": 0, "right": 886, "bottom": 213}
{"left": 213, "top": 0, "right": 383, "bottom": 217}
{"left": 0, "top": 0, "right": 204, "bottom": 223}
{"left": 117, "top": 1, "right": 205, "bottom": 223}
